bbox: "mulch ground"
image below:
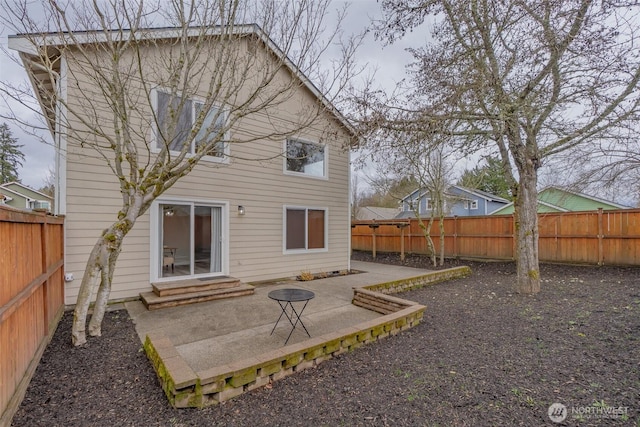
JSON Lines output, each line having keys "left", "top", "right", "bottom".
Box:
{"left": 11, "top": 252, "right": 640, "bottom": 426}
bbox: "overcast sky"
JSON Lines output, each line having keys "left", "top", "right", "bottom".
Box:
{"left": 0, "top": 0, "right": 425, "bottom": 190}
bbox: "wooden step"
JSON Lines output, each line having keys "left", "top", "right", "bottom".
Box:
{"left": 152, "top": 276, "right": 241, "bottom": 297}
{"left": 140, "top": 283, "right": 255, "bottom": 310}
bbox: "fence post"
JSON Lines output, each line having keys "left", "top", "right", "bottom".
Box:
{"left": 453, "top": 215, "right": 458, "bottom": 258}
{"left": 397, "top": 223, "right": 409, "bottom": 261}
{"left": 369, "top": 222, "right": 379, "bottom": 259}
{"left": 409, "top": 218, "right": 413, "bottom": 254}
{"left": 41, "top": 213, "right": 50, "bottom": 331}
{"left": 597, "top": 208, "right": 604, "bottom": 266}
{"left": 512, "top": 214, "right": 516, "bottom": 260}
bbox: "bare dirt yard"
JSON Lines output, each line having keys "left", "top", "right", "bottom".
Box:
{"left": 11, "top": 252, "right": 640, "bottom": 426}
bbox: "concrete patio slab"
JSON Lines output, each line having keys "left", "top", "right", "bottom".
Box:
{"left": 125, "top": 261, "right": 433, "bottom": 369}
{"left": 128, "top": 261, "right": 474, "bottom": 407}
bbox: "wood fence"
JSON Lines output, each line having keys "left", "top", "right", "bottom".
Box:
{"left": 0, "top": 206, "right": 65, "bottom": 426}
{"left": 352, "top": 208, "right": 640, "bottom": 266}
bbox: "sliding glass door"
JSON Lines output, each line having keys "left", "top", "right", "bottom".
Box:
{"left": 159, "top": 202, "right": 222, "bottom": 279}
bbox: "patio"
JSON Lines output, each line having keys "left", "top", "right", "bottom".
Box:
{"left": 125, "top": 260, "right": 470, "bottom": 407}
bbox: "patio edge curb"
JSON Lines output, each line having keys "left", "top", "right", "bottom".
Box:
{"left": 143, "top": 266, "right": 471, "bottom": 408}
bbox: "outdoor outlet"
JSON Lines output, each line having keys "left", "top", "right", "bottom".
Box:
{"left": 64, "top": 273, "right": 74, "bottom": 282}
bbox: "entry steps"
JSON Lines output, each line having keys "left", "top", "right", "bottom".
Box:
{"left": 140, "top": 276, "right": 254, "bottom": 310}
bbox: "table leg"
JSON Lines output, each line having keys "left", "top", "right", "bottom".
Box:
{"left": 270, "top": 301, "right": 289, "bottom": 335}
{"left": 270, "top": 300, "right": 312, "bottom": 345}
{"left": 288, "top": 300, "right": 311, "bottom": 338}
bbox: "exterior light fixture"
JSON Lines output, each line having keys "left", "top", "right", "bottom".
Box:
{"left": 238, "top": 205, "right": 245, "bottom": 215}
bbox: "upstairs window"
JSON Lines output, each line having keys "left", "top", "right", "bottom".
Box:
{"left": 155, "top": 90, "right": 227, "bottom": 159}
{"left": 285, "top": 139, "right": 326, "bottom": 178}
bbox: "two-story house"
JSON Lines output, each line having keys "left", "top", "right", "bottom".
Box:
{"left": 10, "top": 26, "right": 355, "bottom": 306}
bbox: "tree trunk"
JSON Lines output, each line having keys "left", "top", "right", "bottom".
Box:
{"left": 438, "top": 215, "right": 445, "bottom": 266}
{"left": 416, "top": 213, "right": 436, "bottom": 267}
{"left": 88, "top": 247, "right": 121, "bottom": 337}
{"left": 513, "top": 164, "right": 540, "bottom": 294}
{"left": 72, "top": 218, "right": 132, "bottom": 345}
{"left": 71, "top": 241, "right": 105, "bottom": 345}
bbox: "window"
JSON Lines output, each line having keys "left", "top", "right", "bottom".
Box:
{"left": 425, "top": 199, "right": 434, "bottom": 211}
{"left": 406, "top": 200, "right": 416, "bottom": 211}
{"left": 29, "top": 200, "right": 51, "bottom": 211}
{"left": 463, "top": 200, "right": 478, "bottom": 210}
{"left": 285, "top": 207, "right": 326, "bottom": 251}
{"left": 285, "top": 139, "right": 326, "bottom": 177}
{"left": 155, "top": 90, "right": 227, "bottom": 158}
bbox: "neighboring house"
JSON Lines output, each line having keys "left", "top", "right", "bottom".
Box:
{"left": 0, "top": 182, "right": 52, "bottom": 212}
{"left": 10, "top": 26, "right": 355, "bottom": 305}
{"left": 397, "top": 185, "right": 510, "bottom": 218}
{"left": 355, "top": 206, "right": 399, "bottom": 220}
{"left": 490, "top": 186, "right": 629, "bottom": 215}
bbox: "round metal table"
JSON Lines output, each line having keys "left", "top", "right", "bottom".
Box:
{"left": 268, "top": 288, "right": 315, "bottom": 345}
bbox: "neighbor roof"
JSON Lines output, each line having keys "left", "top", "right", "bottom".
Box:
{"left": 0, "top": 181, "right": 52, "bottom": 200}
{"left": 356, "top": 206, "right": 399, "bottom": 220}
{"left": 539, "top": 186, "right": 629, "bottom": 210}
{"left": 489, "top": 199, "right": 570, "bottom": 215}
{"left": 400, "top": 185, "right": 509, "bottom": 204}
{"left": 449, "top": 185, "right": 510, "bottom": 203}
{"left": 489, "top": 186, "right": 628, "bottom": 215}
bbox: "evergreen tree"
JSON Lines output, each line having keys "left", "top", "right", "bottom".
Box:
{"left": 0, "top": 123, "right": 25, "bottom": 184}
{"left": 458, "top": 156, "right": 512, "bottom": 200}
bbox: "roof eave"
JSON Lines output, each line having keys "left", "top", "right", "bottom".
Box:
{"left": 9, "top": 24, "right": 357, "bottom": 140}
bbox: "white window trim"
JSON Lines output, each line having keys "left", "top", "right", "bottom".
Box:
{"left": 463, "top": 199, "right": 478, "bottom": 210}
{"left": 283, "top": 137, "right": 328, "bottom": 180}
{"left": 282, "top": 205, "right": 329, "bottom": 254}
{"left": 149, "top": 197, "right": 229, "bottom": 282}
{"left": 151, "top": 88, "right": 230, "bottom": 164}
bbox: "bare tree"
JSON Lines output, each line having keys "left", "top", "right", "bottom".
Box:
{"left": 557, "top": 140, "right": 640, "bottom": 207}
{"left": 39, "top": 166, "right": 55, "bottom": 198}
{"left": 351, "top": 174, "right": 361, "bottom": 219}
{"left": 2, "top": 0, "right": 361, "bottom": 345}
{"left": 361, "top": 174, "right": 418, "bottom": 208}
{"left": 370, "top": 129, "right": 454, "bottom": 266}
{"left": 357, "top": 1, "right": 640, "bottom": 293}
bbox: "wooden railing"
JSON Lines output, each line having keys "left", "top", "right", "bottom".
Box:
{"left": 352, "top": 208, "right": 640, "bottom": 266}
{"left": 0, "top": 206, "right": 65, "bottom": 426}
